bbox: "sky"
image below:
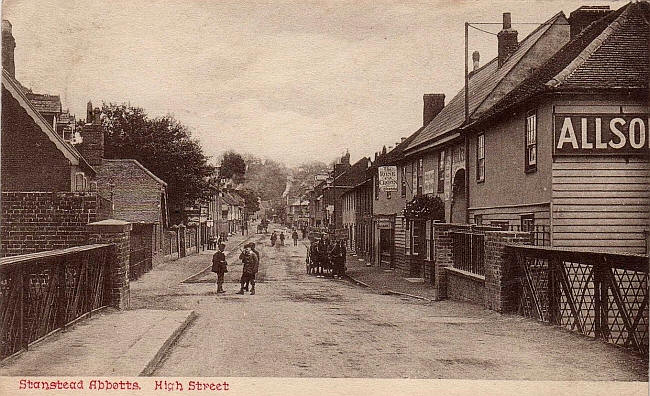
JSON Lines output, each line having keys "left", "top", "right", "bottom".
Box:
{"left": 3, "top": 0, "right": 623, "bottom": 166}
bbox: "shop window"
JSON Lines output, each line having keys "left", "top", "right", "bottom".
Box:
{"left": 521, "top": 214, "right": 535, "bottom": 232}
{"left": 401, "top": 165, "right": 406, "bottom": 197}
{"left": 437, "top": 150, "right": 445, "bottom": 193}
{"left": 417, "top": 158, "right": 423, "bottom": 196}
{"left": 525, "top": 112, "right": 537, "bottom": 173}
{"left": 476, "top": 134, "right": 485, "bottom": 182}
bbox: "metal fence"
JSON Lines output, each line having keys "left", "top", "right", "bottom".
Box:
{"left": 0, "top": 244, "right": 113, "bottom": 360}
{"left": 507, "top": 224, "right": 551, "bottom": 246}
{"left": 450, "top": 231, "right": 486, "bottom": 276}
{"left": 508, "top": 245, "right": 648, "bottom": 355}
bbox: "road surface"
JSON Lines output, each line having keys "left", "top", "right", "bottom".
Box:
{"left": 129, "top": 226, "right": 647, "bottom": 380}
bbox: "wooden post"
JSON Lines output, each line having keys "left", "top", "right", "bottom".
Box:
{"left": 593, "top": 263, "right": 602, "bottom": 339}
{"left": 19, "top": 266, "right": 26, "bottom": 351}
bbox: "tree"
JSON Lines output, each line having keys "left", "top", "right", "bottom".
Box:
{"left": 236, "top": 188, "right": 260, "bottom": 215}
{"left": 98, "top": 103, "right": 215, "bottom": 223}
{"left": 288, "top": 160, "right": 330, "bottom": 198}
{"left": 242, "top": 155, "right": 289, "bottom": 201}
{"left": 220, "top": 151, "right": 246, "bottom": 185}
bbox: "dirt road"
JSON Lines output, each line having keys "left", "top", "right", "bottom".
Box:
{"left": 129, "top": 227, "right": 647, "bottom": 380}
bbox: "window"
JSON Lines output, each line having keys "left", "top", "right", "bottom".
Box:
{"left": 474, "top": 214, "right": 483, "bottom": 226}
{"left": 401, "top": 165, "right": 406, "bottom": 197}
{"left": 417, "top": 158, "right": 423, "bottom": 196}
{"left": 89, "top": 181, "right": 97, "bottom": 192}
{"left": 437, "top": 150, "right": 445, "bottom": 193}
{"left": 411, "top": 161, "right": 416, "bottom": 195}
{"left": 525, "top": 112, "right": 537, "bottom": 172}
{"left": 411, "top": 220, "right": 425, "bottom": 256}
{"left": 405, "top": 218, "right": 411, "bottom": 256}
{"left": 477, "top": 134, "right": 485, "bottom": 182}
{"left": 387, "top": 191, "right": 391, "bottom": 200}
{"left": 425, "top": 220, "right": 432, "bottom": 260}
{"left": 375, "top": 175, "right": 379, "bottom": 200}
{"left": 74, "top": 172, "right": 85, "bottom": 192}
{"left": 521, "top": 214, "right": 535, "bottom": 232}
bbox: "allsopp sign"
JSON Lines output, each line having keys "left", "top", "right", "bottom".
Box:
{"left": 554, "top": 114, "right": 650, "bottom": 155}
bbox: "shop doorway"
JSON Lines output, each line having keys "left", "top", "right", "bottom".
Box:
{"left": 451, "top": 168, "right": 467, "bottom": 224}
{"left": 379, "top": 228, "right": 393, "bottom": 268}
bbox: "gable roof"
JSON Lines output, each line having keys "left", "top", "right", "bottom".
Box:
{"left": 472, "top": 2, "right": 644, "bottom": 126}
{"left": 337, "top": 157, "right": 371, "bottom": 190}
{"left": 373, "top": 126, "right": 424, "bottom": 168}
{"left": 406, "top": 11, "right": 567, "bottom": 154}
{"left": 1, "top": 68, "right": 95, "bottom": 175}
{"left": 101, "top": 159, "right": 167, "bottom": 186}
{"left": 24, "top": 92, "right": 62, "bottom": 114}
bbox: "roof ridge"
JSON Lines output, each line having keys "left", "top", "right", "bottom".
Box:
{"left": 469, "top": 11, "right": 565, "bottom": 119}
{"left": 546, "top": 4, "right": 630, "bottom": 88}
{"left": 105, "top": 158, "right": 167, "bottom": 186}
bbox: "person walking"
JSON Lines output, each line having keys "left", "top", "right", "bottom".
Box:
{"left": 270, "top": 231, "right": 277, "bottom": 247}
{"left": 237, "top": 244, "right": 259, "bottom": 295}
{"left": 301, "top": 227, "right": 307, "bottom": 239}
{"left": 279, "top": 232, "right": 285, "bottom": 246}
{"left": 211, "top": 243, "right": 228, "bottom": 293}
{"left": 292, "top": 229, "right": 299, "bottom": 246}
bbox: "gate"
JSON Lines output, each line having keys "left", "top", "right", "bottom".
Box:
{"left": 129, "top": 224, "right": 152, "bottom": 280}
{"left": 450, "top": 231, "right": 486, "bottom": 276}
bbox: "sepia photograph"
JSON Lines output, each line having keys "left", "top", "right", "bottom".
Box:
{"left": 0, "top": 0, "right": 648, "bottom": 395}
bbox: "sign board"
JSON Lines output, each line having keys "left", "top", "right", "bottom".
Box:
{"left": 554, "top": 114, "right": 649, "bottom": 156}
{"left": 423, "top": 170, "right": 436, "bottom": 195}
{"left": 377, "top": 219, "right": 393, "bottom": 229}
{"left": 314, "top": 174, "right": 329, "bottom": 182}
{"left": 378, "top": 166, "right": 398, "bottom": 192}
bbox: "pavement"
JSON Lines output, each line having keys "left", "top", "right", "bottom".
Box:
{"left": 0, "top": 309, "right": 195, "bottom": 376}
{"left": 344, "top": 252, "right": 438, "bottom": 301}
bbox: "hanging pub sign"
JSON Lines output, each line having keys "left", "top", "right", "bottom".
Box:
{"left": 554, "top": 114, "right": 650, "bottom": 156}
{"left": 378, "top": 166, "right": 398, "bottom": 192}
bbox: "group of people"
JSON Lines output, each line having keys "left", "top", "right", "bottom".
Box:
{"left": 211, "top": 242, "right": 260, "bottom": 295}
{"left": 270, "top": 231, "right": 285, "bottom": 246}
{"left": 308, "top": 238, "right": 346, "bottom": 279}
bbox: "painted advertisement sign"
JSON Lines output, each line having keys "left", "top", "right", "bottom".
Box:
{"left": 423, "top": 170, "right": 436, "bottom": 195}
{"left": 554, "top": 114, "right": 650, "bottom": 155}
{"left": 378, "top": 166, "right": 398, "bottom": 192}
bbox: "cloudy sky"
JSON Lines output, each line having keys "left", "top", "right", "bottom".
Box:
{"left": 3, "top": 0, "right": 621, "bottom": 166}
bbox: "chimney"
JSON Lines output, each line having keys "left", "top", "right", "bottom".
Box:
{"left": 86, "top": 101, "right": 93, "bottom": 123}
{"left": 569, "top": 6, "right": 610, "bottom": 38}
{"left": 401, "top": 137, "right": 406, "bottom": 142}
{"left": 497, "top": 12, "right": 518, "bottom": 67}
{"left": 78, "top": 120, "right": 105, "bottom": 166}
{"left": 2, "top": 20, "right": 16, "bottom": 76}
{"left": 472, "top": 51, "right": 480, "bottom": 71}
{"left": 423, "top": 93, "right": 445, "bottom": 126}
{"left": 92, "top": 107, "right": 101, "bottom": 125}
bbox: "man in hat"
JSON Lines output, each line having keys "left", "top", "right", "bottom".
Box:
{"left": 237, "top": 243, "right": 259, "bottom": 295}
{"left": 211, "top": 243, "right": 228, "bottom": 293}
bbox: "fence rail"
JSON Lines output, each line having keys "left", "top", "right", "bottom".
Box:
{"left": 451, "top": 231, "right": 486, "bottom": 276}
{"left": 508, "top": 245, "right": 648, "bottom": 355}
{"left": 0, "top": 244, "right": 113, "bottom": 360}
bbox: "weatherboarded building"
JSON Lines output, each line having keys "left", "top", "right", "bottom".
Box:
{"left": 465, "top": 2, "right": 649, "bottom": 253}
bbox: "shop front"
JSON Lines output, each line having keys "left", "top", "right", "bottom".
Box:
{"left": 374, "top": 216, "right": 395, "bottom": 268}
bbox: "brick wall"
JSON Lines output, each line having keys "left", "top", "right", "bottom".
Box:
{"left": 1, "top": 87, "right": 71, "bottom": 191}
{"left": 0, "top": 192, "right": 104, "bottom": 257}
{"left": 446, "top": 268, "right": 485, "bottom": 305}
{"left": 433, "top": 223, "right": 474, "bottom": 299}
{"left": 484, "top": 231, "right": 532, "bottom": 313}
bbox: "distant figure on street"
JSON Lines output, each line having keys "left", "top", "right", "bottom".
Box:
{"left": 237, "top": 244, "right": 259, "bottom": 295}
{"left": 270, "top": 231, "right": 277, "bottom": 246}
{"left": 331, "top": 240, "right": 346, "bottom": 279}
{"left": 279, "top": 232, "right": 285, "bottom": 246}
{"left": 301, "top": 227, "right": 307, "bottom": 239}
{"left": 211, "top": 243, "right": 228, "bottom": 293}
{"left": 292, "top": 230, "right": 299, "bottom": 246}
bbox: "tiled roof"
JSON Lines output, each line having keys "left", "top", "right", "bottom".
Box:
{"left": 407, "top": 12, "right": 566, "bottom": 153}
{"left": 373, "top": 126, "right": 424, "bottom": 168}
{"left": 336, "top": 157, "right": 370, "bottom": 188}
{"left": 24, "top": 92, "right": 62, "bottom": 114}
{"left": 548, "top": 2, "right": 648, "bottom": 90}
{"left": 473, "top": 2, "right": 643, "bottom": 125}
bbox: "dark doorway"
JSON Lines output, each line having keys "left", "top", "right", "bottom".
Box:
{"left": 451, "top": 168, "right": 467, "bottom": 224}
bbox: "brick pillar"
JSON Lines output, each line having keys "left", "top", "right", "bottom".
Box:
{"left": 433, "top": 224, "right": 454, "bottom": 299}
{"left": 483, "top": 231, "right": 532, "bottom": 313}
{"left": 143, "top": 225, "right": 153, "bottom": 272}
{"left": 86, "top": 219, "right": 132, "bottom": 310}
{"left": 178, "top": 224, "right": 186, "bottom": 258}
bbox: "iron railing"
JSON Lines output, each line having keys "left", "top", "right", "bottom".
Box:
{"left": 507, "top": 224, "right": 551, "bottom": 247}
{"left": 451, "top": 232, "right": 486, "bottom": 276}
{"left": 0, "top": 244, "right": 113, "bottom": 360}
{"left": 508, "top": 245, "right": 648, "bottom": 355}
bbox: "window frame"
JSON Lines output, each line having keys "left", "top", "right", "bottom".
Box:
{"left": 476, "top": 134, "right": 485, "bottom": 182}
{"left": 417, "top": 158, "right": 423, "bottom": 196}
{"left": 520, "top": 214, "right": 535, "bottom": 232}
{"left": 437, "top": 150, "right": 445, "bottom": 194}
{"left": 525, "top": 111, "right": 537, "bottom": 173}
{"left": 74, "top": 172, "right": 85, "bottom": 192}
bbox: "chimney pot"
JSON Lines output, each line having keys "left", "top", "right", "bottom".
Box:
{"left": 423, "top": 93, "right": 445, "bottom": 127}
{"left": 401, "top": 137, "right": 406, "bottom": 142}
{"left": 472, "top": 51, "right": 480, "bottom": 71}
{"left": 502, "top": 12, "right": 511, "bottom": 29}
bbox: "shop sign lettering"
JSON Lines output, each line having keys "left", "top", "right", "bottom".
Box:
{"left": 378, "top": 166, "right": 398, "bottom": 192}
{"left": 554, "top": 114, "right": 650, "bottom": 155}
